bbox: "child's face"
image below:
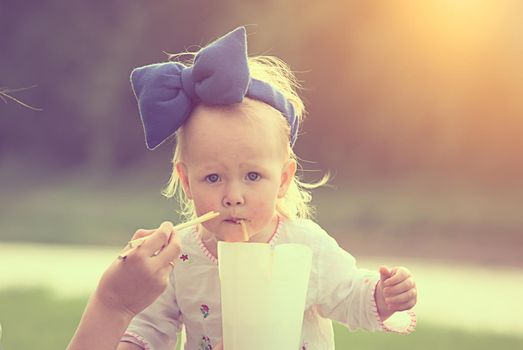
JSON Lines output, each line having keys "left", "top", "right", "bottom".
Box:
{"left": 176, "top": 100, "right": 296, "bottom": 242}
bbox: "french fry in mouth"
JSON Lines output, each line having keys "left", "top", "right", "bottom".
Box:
{"left": 240, "top": 220, "right": 249, "bottom": 242}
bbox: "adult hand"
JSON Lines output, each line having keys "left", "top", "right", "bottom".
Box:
{"left": 375, "top": 265, "right": 417, "bottom": 320}
{"left": 67, "top": 222, "right": 182, "bottom": 350}
{"left": 94, "top": 221, "right": 181, "bottom": 318}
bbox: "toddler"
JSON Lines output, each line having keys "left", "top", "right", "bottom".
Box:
{"left": 119, "top": 26, "right": 417, "bottom": 350}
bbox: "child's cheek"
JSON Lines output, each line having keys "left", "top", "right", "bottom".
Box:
{"left": 191, "top": 188, "right": 218, "bottom": 215}
{"left": 250, "top": 195, "right": 277, "bottom": 229}
{"left": 195, "top": 197, "right": 217, "bottom": 215}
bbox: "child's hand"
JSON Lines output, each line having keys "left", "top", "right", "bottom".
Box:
{"left": 375, "top": 265, "right": 417, "bottom": 321}
{"left": 94, "top": 221, "right": 181, "bottom": 318}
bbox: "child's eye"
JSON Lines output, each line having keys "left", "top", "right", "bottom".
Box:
{"left": 205, "top": 174, "right": 220, "bottom": 183}
{"left": 246, "top": 172, "right": 261, "bottom": 181}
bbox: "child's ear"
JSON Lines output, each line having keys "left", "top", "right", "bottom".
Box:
{"left": 175, "top": 162, "right": 193, "bottom": 199}
{"left": 278, "top": 159, "right": 297, "bottom": 198}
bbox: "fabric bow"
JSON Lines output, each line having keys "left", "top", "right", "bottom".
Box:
{"left": 130, "top": 26, "right": 298, "bottom": 150}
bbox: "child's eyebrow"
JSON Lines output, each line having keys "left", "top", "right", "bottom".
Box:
{"left": 193, "top": 159, "right": 271, "bottom": 172}
{"left": 197, "top": 163, "right": 225, "bottom": 172}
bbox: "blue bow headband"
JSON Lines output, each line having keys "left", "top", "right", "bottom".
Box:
{"left": 130, "top": 26, "right": 299, "bottom": 150}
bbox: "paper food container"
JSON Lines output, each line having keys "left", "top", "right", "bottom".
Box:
{"left": 218, "top": 242, "right": 313, "bottom": 350}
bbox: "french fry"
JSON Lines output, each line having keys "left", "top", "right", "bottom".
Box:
{"left": 240, "top": 220, "right": 250, "bottom": 242}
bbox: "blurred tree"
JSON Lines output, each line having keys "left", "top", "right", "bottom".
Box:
{"left": 0, "top": 0, "right": 522, "bottom": 185}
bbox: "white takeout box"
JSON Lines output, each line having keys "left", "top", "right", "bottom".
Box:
{"left": 218, "top": 242, "right": 313, "bottom": 350}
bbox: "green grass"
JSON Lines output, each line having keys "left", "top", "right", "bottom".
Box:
{"left": 0, "top": 288, "right": 86, "bottom": 350}
{"left": 0, "top": 288, "right": 521, "bottom": 350}
{"left": 333, "top": 323, "right": 523, "bottom": 350}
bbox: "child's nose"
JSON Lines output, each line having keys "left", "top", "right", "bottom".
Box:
{"left": 222, "top": 185, "right": 245, "bottom": 207}
{"left": 223, "top": 198, "right": 244, "bottom": 207}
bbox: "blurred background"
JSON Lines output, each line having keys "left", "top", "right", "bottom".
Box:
{"left": 1, "top": 0, "right": 522, "bottom": 349}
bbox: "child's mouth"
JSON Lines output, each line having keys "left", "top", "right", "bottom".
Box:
{"left": 224, "top": 218, "right": 245, "bottom": 224}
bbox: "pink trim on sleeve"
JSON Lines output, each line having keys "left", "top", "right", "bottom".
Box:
{"left": 370, "top": 280, "right": 417, "bottom": 334}
{"left": 122, "top": 331, "right": 152, "bottom": 350}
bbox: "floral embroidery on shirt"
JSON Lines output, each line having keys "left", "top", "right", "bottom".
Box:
{"left": 199, "top": 335, "right": 212, "bottom": 350}
{"left": 179, "top": 253, "right": 193, "bottom": 264}
{"left": 200, "top": 304, "right": 210, "bottom": 319}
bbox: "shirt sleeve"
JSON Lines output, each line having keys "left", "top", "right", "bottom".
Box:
{"left": 314, "top": 230, "right": 416, "bottom": 333}
{"left": 120, "top": 271, "right": 183, "bottom": 350}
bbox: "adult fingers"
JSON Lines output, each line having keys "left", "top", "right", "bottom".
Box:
{"left": 131, "top": 228, "right": 156, "bottom": 241}
{"left": 156, "top": 230, "right": 182, "bottom": 267}
{"left": 139, "top": 221, "right": 174, "bottom": 256}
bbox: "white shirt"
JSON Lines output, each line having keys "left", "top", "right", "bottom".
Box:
{"left": 121, "top": 217, "right": 416, "bottom": 350}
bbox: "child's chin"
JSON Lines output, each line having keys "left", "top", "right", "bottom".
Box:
{"left": 219, "top": 227, "right": 247, "bottom": 242}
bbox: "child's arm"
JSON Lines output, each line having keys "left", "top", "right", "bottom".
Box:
{"left": 374, "top": 266, "right": 417, "bottom": 321}
{"left": 312, "top": 227, "right": 416, "bottom": 333}
{"left": 67, "top": 222, "right": 181, "bottom": 350}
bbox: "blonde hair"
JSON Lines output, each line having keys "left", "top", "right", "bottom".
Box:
{"left": 161, "top": 53, "right": 328, "bottom": 220}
